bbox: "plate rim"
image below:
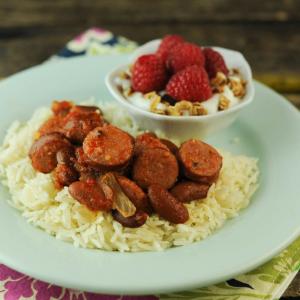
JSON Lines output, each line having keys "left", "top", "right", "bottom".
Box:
{"left": 0, "top": 55, "right": 299, "bottom": 295}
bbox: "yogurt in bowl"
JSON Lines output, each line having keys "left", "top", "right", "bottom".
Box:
{"left": 105, "top": 39, "right": 254, "bottom": 140}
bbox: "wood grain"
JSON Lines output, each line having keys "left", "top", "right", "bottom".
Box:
{"left": 0, "top": 0, "right": 300, "bottom": 81}
{"left": 0, "top": 0, "right": 300, "bottom": 28}
{"left": 0, "top": 23, "right": 300, "bottom": 85}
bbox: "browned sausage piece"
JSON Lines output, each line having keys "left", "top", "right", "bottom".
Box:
{"left": 29, "top": 133, "right": 73, "bottom": 173}
{"left": 71, "top": 105, "right": 102, "bottom": 115}
{"left": 178, "top": 139, "right": 222, "bottom": 184}
{"left": 69, "top": 179, "right": 112, "bottom": 211}
{"left": 170, "top": 181, "right": 210, "bottom": 203}
{"left": 73, "top": 147, "right": 101, "bottom": 180}
{"left": 83, "top": 125, "right": 134, "bottom": 168}
{"left": 134, "top": 132, "right": 169, "bottom": 156}
{"left": 148, "top": 184, "right": 189, "bottom": 224}
{"left": 62, "top": 107, "right": 104, "bottom": 144}
{"left": 53, "top": 164, "right": 79, "bottom": 189}
{"left": 116, "top": 175, "right": 152, "bottom": 214}
{"left": 51, "top": 101, "right": 74, "bottom": 117}
{"left": 159, "top": 139, "right": 179, "bottom": 155}
{"left": 112, "top": 210, "right": 148, "bottom": 228}
{"left": 38, "top": 116, "right": 64, "bottom": 136}
{"left": 56, "top": 147, "right": 76, "bottom": 166}
{"left": 132, "top": 148, "right": 179, "bottom": 189}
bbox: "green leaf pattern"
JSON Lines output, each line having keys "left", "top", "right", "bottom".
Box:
{"left": 160, "top": 237, "right": 300, "bottom": 300}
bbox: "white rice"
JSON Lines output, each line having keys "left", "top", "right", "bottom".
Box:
{"left": 0, "top": 102, "right": 259, "bottom": 252}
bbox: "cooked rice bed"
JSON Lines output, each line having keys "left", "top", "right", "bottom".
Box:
{"left": 0, "top": 103, "right": 259, "bottom": 252}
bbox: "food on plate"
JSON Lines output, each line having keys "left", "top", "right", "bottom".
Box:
{"left": 69, "top": 179, "right": 113, "bottom": 212}
{"left": 29, "top": 132, "right": 73, "bottom": 173}
{"left": 170, "top": 181, "right": 210, "bottom": 203}
{"left": 148, "top": 184, "right": 189, "bottom": 224}
{"left": 132, "top": 147, "right": 179, "bottom": 189}
{"left": 83, "top": 125, "right": 134, "bottom": 168}
{"left": 178, "top": 139, "right": 222, "bottom": 184}
{"left": 115, "top": 34, "right": 247, "bottom": 116}
{"left": 0, "top": 100, "right": 259, "bottom": 252}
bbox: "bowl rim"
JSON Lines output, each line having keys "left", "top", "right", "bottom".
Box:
{"left": 105, "top": 43, "right": 255, "bottom": 122}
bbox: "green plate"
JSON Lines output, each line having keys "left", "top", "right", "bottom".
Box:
{"left": 0, "top": 55, "right": 299, "bottom": 295}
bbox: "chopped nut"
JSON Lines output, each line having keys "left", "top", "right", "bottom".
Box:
{"left": 119, "top": 71, "right": 130, "bottom": 80}
{"left": 174, "top": 101, "right": 193, "bottom": 115}
{"left": 218, "top": 95, "right": 230, "bottom": 111}
{"left": 144, "top": 91, "right": 157, "bottom": 100}
{"left": 229, "top": 77, "right": 246, "bottom": 98}
{"left": 166, "top": 106, "right": 180, "bottom": 116}
{"left": 123, "top": 87, "right": 133, "bottom": 97}
{"left": 211, "top": 72, "right": 227, "bottom": 93}
{"left": 191, "top": 103, "right": 208, "bottom": 116}
{"left": 149, "top": 93, "right": 162, "bottom": 112}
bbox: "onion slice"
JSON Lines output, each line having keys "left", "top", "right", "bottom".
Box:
{"left": 99, "top": 172, "right": 136, "bottom": 217}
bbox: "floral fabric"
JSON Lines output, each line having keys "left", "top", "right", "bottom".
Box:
{"left": 1, "top": 27, "right": 299, "bottom": 300}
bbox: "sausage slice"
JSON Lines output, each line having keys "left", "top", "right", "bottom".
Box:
{"left": 29, "top": 133, "right": 73, "bottom": 173}
{"left": 62, "top": 107, "right": 104, "bottom": 144}
{"left": 53, "top": 164, "right": 79, "bottom": 189}
{"left": 134, "top": 132, "right": 169, "bottom": 156}
{"left": 83, "top": 125, "right": 134, "bottom": 168}
{"left": 132, "top": 148, "right": 179, "bottom": 189}
{"left": 51, "top": 100, "right": 73, "bottom": 117}
{"left": 116, "top": 175, "right": 152, "bottom": 214}
{"left": 112, "top": 210, "right": 148, "bottom": 228}
{"left": 38, "top": 116, "right": 64, "bottom": 136}
{"left": 159, "top": 138, "right": 179, "bottom": 155}
{"left": 178, "top": 139, "right": 222, "bottom": 184}
{"left": 69, "top": 179, "right": 112, "bottom": 211}
{"left": 148, "top": 184, "right": 189, "bottom": 224}
{"left": 170, "top": 181, "right": 210, "bottom": 203}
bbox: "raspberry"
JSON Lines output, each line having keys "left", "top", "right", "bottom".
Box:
{"left": 167, "top": 42, "right": 205, "bottom": 73}
{"left": 132, "top": 54, "right": 167, "bottom": 93}
{"left": 203, "top": 48, "right": 229, "bottom": 78}
{"left": 166, "top": 65, "right": 212, "bottom": 102}
{"left": 156, "top": 34, "right": 185, "bottom": 64}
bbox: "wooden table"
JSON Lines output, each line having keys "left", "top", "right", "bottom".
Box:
{"left": 0, "top": 0, "right": 299, "bottom": 298}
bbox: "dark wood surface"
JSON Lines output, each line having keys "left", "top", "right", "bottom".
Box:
{"left": 0, "top": 0, "right": 299, "bottom": 298}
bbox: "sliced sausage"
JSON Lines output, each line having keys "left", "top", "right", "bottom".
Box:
{"left": 134, "top": 132, "right": 169, "bottom": 156}
{"left": 170, "top": 181, "right": 210, "bottom": 203}
{"left": 53, "top": 164, "right": 79, "bottom": 189}
{"left": 29, "top": 133, "right": 73, "bottom": 173}
{"left": 75, "top": 147, "right": 101, "bottom": 169}
{"left": 159, "top": 138, "right": 179, "bottom": 155}
{"left": 56, "top": 147, "right": 76, "bottom": 166}
{"left": 38, "top": 116, "right": 64, "bottom": 136}
{"left": 69, "top": 179, "right": 112, "bottom": 211}
{"left": 132, "top": 148, "right": 178, "bottom": 189}
{"left": 112, "top": 210, "right": 148, "bottom": 228}
{"left": 74, "top": 147, "right": 103, "bottom": 180}
{"left": 178, "top": 139, "right": 222, "bottom": 184}
{"left": 148, "top": 184, "right": 189, "bottom": 224}
{"left": 71, "top": 105, "right": 102, "bottom": 115}
{"left": 62, "top": 107, "right": 104, "bottom": 144}
{"left": 51, "top": 100, "right": 73, "bottom": 117}
{"left": 116, "top": 175, "right": 152, "bottom": 214}
{"left": 83, "top": 125, "right": 134, "bottom": 168}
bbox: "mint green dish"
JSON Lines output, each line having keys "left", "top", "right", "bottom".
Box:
{"left": 0, "top": 55, "right": 299, "bottom": 295}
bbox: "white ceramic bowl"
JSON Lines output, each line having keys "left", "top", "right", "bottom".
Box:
{"left": 105, "top": 39, "right": 254, "bottom": 140}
